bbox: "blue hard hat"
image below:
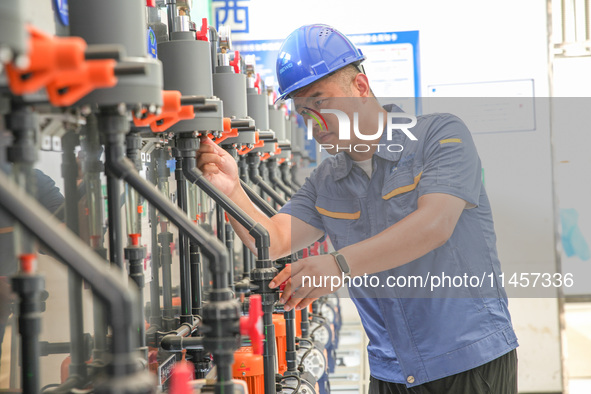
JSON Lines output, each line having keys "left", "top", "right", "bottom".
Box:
{"left": 276, "top": 24, "right": 366, "bottom": 101}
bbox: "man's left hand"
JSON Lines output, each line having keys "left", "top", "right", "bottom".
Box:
{"left": 269, "top": 254, "right": 343, "bottom": 311}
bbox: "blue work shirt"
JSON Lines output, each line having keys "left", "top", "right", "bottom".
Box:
{"left": 279, "top": 105, "right": 518, "bottom": 386}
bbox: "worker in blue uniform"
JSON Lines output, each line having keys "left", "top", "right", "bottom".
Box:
{"left": 197, "top": 24, "right": 518, "bottom": 393}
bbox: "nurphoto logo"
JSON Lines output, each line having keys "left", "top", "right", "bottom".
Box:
{"left": 304, "top": 108, "right": 418, "bottom": 153}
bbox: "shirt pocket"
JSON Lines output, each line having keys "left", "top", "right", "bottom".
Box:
{"left": 315, "top": 195, "right": 361, "bottom": 249}
{"left": 381, "top": 169, "right": 422, "bottom": 218}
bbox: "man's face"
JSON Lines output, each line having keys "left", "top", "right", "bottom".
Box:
{"left": 293, "top": 77, "right": 357, "bottom": 155}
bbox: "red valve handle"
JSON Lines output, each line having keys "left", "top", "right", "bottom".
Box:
{"left": 229, "top": 50, "right": 241, "bottom": 74}
{"left": 19, "top": 253, "right": 36, "bottom": 274}
{"left": 240, "top": 294, "right": 264, "bottom": 355}
{"left": 310, "top": 242, "right": 320, "bottom": 256}
{"left": 169, "top": 361, "right": 194, "bottom": 394}
{"left": 196, "top": 18, "right": 209, "bottom": 41}
{"left": 132, "top": 90, "right": 195, "bottom": 132}
{"left": 146, "top": 0, "right": 156, "bottom": 6}
{"left": 254, "top": 73, "right": 261, "bottom": 95}
{"left": 279, "top": 264, "right": 290, "bottom": 291}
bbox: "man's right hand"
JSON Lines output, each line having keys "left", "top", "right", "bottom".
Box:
{"left": 196, "top": 136, "right": 240, "bottom": 198}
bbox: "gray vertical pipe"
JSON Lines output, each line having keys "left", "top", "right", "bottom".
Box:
{"left": 247, "top": 90, "right": 269, "bottom": 131}
{"left": 61, "top": 131, "right": 87, "bottom": 380}
{"left": 146, "top": 158, "right": 162, "bottom": 328}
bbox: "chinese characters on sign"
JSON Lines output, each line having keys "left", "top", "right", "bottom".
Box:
{"left": 212, "top": 0, "right": 250, "bottom": 33}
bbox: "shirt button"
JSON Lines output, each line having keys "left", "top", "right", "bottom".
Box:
{"left": 407, "top": 376, "right": 415, "bottom": 384}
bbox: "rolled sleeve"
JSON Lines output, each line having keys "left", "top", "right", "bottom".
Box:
{"left": 417, "top": 115, "right": 482, "bottom": 207}
{"left": 278, "top": 172, "right": 325, "bottom": 232}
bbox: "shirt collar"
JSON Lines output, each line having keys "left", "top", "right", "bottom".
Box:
{"left": 333, "top": 152, "right": 354, "bottom": 181}
{"left": 373, "top": 103, "right": 406, "bottom": 163}
{"left": 332, "top": 103, "right": 406, "bottom": 180}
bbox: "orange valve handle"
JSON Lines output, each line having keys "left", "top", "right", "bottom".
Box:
{"left": 229, "top": 50, "right": 241, "bottom": 74}
{"left": 207, "top": 117, "right": 239, "bottom": 144}
{"left": 240, "top": 294, "right": 264, "bottom": 355}
{"left": 45, "top": 59, "right": 117, "bottom": 106}
{"left": 253, "top": 139, "right": 265, "bottom": 150}
{"left": 261, "top": 143, "right": 281, "bottom": 161}
{"left": 6, "top": 26, "right": 87, "bottom": 95}
{"left": 133, "top": 90, "right": 196, "bottom": 132}
{"left": 211, "top": 128, "right": 239, "bottom": 145}
{"left": 237, "top": 144, "right": 252, "bottom": 156}
{"left": 237, "top": 131, "right": 262, "bottom": 155}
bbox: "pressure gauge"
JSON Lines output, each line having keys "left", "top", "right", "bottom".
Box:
{"left": 320, "top": 303, "right": 335, "bottom": 324}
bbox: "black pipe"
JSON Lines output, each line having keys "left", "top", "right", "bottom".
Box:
{"left": 166, "top": 0, "right": 177, "bottom": 38}
{"left": 161, "top": 336, "right": 204, "bottom": 352}
{"left": 0, "top": 171, "right": 143, "bottom": 376}
{"left": 80, "top": 115, "right": 109, "bottom": 365}
{"left": 300, "top": 308, "right": 310, "bottom": 339}
{"left": 12, "top": 270, "right": 43, "bottom": 394}
{"left": 279, "top": 161, "right": 293, "bottom": 189}
{"left": 225, "top": 221, "right": 235, "bottom": 293}
{"left": 146, "top": 151, "right": 162, "bottom": 329}
{"left": 106, "top": 153, "right": 229, "bottom": 295}
{"left": 284, "top": 308, "right": 298, "bottom": 373}
{"left": 230, "top": 120, "right": 251, "bottom": 128}
{"left": 40, "top": 341, "right": 71, "bottom": 356}
{"left": 125, "top": 132, "right": 148, "bottom": 359}
{"left": 190, "top": 242, "right": 203, "bottom": 317}
{"left": 155, "top": 147, "right": 175, "bottom": 331}
{"left": 290, "top": 163, "right": 302, "bottom": 189}
{"left": 180, "top": 95, "right": 207, "bottom": 106}
{"left": 104, "top": 133, "right": 240, "bottom": 394}
{"left": 247, "top": 154, "right": 287, "bottom": 207}
{"left": 61, "top": 130, "right": 87, "bottom": 383}
{"left": 266, "top": 159, "right": 292, "bottom": 198}
{"left": 174, "top": 152, "right": 193, "bottom": 325}
{"left": 242, "top": 243, "right": 252, "bottom": 280}
{"left": 240, "top": 179, "right": 278, "bottom": 217}
{"left": 177, "top": 134, "right": 278, "bottom": 394}
{"left": 84, "top": 45, "right": 123, "bottom": 61}
{"left": 113, "top": 64, "right": 149, "bottom": 76}
{"left": 100, "top": 110, "right": 124, "bottom": 271}
{"left": 238, "top": 160, "right": 256, "bottom": 279}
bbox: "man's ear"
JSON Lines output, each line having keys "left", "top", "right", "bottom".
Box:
{"left": 352, "top": 73, "right": 371, "bottom": 97}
